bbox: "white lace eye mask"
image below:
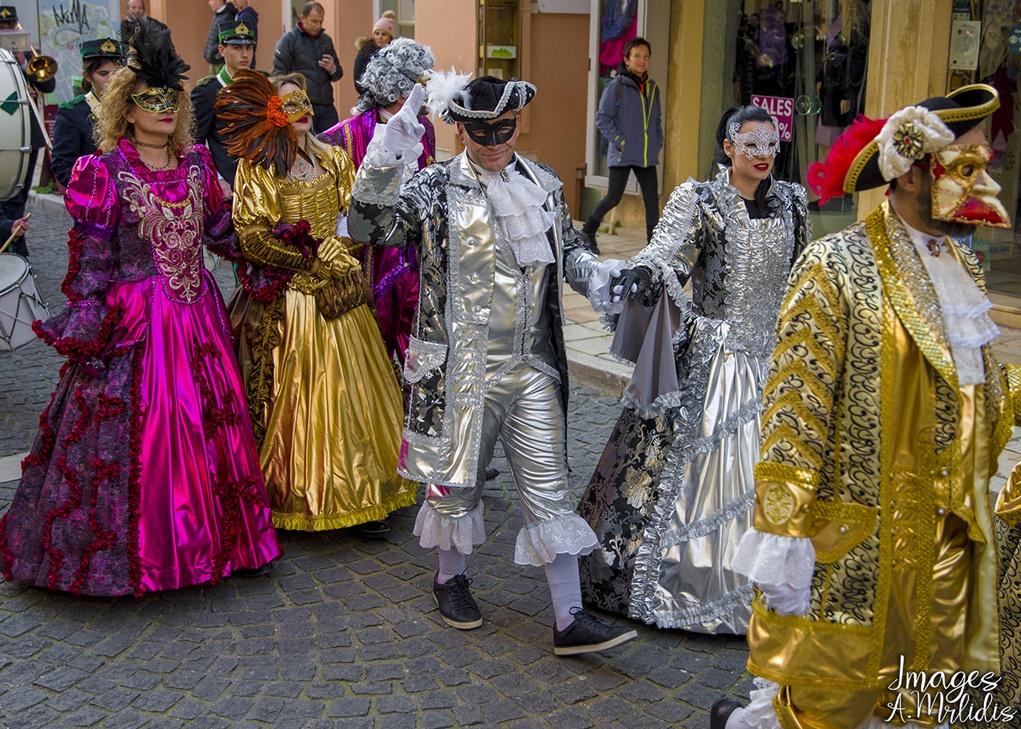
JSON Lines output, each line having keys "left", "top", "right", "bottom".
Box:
{"left": 728, "top": 121, "right": 780, "bottom": 159}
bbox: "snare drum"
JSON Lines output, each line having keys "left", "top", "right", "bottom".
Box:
{"left": 0, "top": 48, "right": 31, "bottom": 202}
{"left": 0, "top": 252, "right": 49, "bottom": 351}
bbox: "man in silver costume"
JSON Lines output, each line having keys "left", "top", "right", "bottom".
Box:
{"left": 348, "top": 74, "right": 638, "bottom": 656}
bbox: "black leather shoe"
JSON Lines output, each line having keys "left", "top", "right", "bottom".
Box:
{"left": 709, "top": 697, "right": 744, "bottom": 729}
{"left": 579, "top": 229, "right": 600, "bottom": 255}
{"left": 357, "top": 520, "right": 390, "bottom": 540}
{"left": 433, "top": 573, "right": 483, "bottom": 629}
{"left": 232, "top": 563, "right": 274, "bottom": 578}
{"left": 485, "top": 467, "right": 499, "bottom": 481}
{"left": 552, "top": 608, "right": 637, "bottom": 656}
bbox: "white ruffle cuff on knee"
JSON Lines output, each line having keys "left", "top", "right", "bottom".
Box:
{"left": 514, "top": 513, "right": 599, "bottom": 566}
{"left": 414, "top": 500, "right": 486, "bottom": 555}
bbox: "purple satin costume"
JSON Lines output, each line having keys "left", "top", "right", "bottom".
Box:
{"left": 319, "top": 109, "right": 435, "bottom": 366}
{"left": 0, "top": 140, "right": 280, "bottom": 596}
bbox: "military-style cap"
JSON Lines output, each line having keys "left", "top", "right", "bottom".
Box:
{"left": 218, "top": 20, "right": 256, "bottom": 46}
{"left": 80, "top": 37, "right": 125, "bottom": 60}
{"left": 0, "top": 7, "right": 17, "bottom": 22}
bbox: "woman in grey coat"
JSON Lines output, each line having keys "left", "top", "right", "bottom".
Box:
{"left": 582, "top": 37, "right": 663, "bottom": 252}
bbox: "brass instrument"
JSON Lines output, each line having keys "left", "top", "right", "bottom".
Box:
{"left": 25, "top": 54, "right": 56, "bottom": 84}
{"left": 12, "top": 23, "right": 56, "bottom": 151}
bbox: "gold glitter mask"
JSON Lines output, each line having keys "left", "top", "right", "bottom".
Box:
{"left": 131, "top": 87, "right": 180, "bottom": 114}
{"left": 280, "top": 88, "right": 313, "bottom": 122}
{"left": 931, "top": 143, "right": 1010, "bottom": 228}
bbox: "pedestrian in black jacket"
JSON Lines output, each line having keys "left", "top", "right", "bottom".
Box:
{"left": 51, "top": 38, "right": 125, "bottom": 188}
{"left": 273, "top": 1, "right": 342, "bottom": 133}
{"left": 203, "top": 0, "right": 237, "bottom": 73}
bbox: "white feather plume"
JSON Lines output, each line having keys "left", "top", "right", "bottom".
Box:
{"left": 425, "top": 67, "right": 473, "bottom": 123}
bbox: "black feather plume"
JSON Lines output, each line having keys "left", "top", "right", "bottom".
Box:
{"left": 126, "top": 18, "right": 189, "bottom": 90}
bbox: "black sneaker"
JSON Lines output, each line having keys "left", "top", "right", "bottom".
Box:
{"left": 485, "top": 467, "right": 499, "bottom": 481}
{"left": 552, "top": 608, "right": 637, "bottom": 656}
{"left": 709, "top": 697, "right": 744, "bottom": 729}
{"left": 433, "top": 573, "right": 483, "bottom": 630}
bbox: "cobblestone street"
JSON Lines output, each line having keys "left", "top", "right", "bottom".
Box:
{"left": 0, "top": 201, "right": 756, "bottom": 728}
{"left": 1, "top": 200, "right": 1019, "bottom": 729}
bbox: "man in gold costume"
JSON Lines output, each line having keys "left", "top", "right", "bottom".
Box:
{"left": 711, "top": 85, "right": 1021, "bottom": 729}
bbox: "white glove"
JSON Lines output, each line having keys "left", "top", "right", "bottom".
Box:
{"left": 379, "top": 83, "right": 426, "bottom": 162}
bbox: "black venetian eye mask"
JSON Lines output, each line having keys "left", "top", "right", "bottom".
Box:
{"left": 464, "top": 118, "right": 517, "bottom": 147}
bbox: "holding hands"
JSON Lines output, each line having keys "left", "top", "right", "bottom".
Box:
{"left": 610, "top": 266, "right": 654, "bottom": 302}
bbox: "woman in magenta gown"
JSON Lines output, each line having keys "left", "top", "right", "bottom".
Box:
{"left": 0, "top": 21, "right": 279, "bottom": 596}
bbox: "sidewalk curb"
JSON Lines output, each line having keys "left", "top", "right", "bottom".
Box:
{"left": 568, "top": 351, "right": 630, "bottom": 399}
{"left": 28, "top": 190, "right": 66, "bottom": 216}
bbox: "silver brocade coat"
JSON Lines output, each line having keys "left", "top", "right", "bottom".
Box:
{"left": 348, "top": 152, "right": 601, "bottom": 488}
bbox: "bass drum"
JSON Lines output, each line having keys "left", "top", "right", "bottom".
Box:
{"left": 0, "top": 48, "right": 31, "bottom": 202}
{"left": 0, "top": 252, "right": 49, "bottom": 351}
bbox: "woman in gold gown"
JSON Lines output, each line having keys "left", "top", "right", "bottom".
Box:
{"left": 217, "top": 71, "right": 416, "bottom": 533}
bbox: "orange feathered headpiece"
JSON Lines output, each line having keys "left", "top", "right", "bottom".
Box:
{"left": 215, "top": 69, "right": 298, "bottom": 177}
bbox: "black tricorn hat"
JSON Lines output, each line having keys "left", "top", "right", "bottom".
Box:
{"left": 844, "top": 84, "right": 1000, "bottom": 193}
{"left": 447, "top": 76, "right": 535, "bottom": 123}
{"left": 0, "top": 7, "right": 17, "bottom": 22}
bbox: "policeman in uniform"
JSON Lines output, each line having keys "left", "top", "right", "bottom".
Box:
{"left": 51, "top": 38, "right": 125, "bottom": 188}
{"left": 190, "top": 19, "right": 256, "bottom": 198}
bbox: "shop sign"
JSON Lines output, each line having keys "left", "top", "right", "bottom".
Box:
{"left": 750, "top": 95, "right": 794, "bottom": 141}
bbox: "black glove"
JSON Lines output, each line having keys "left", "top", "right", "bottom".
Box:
{"left": 611, "top": 266, "right": 654, "bottom": 302}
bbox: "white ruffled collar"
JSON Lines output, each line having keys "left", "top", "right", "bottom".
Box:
{"left": 471, "top": 155, "right": 555, "bottom": 268}
{"left": 901, "top": 219, "right": 999, "bottom": 385}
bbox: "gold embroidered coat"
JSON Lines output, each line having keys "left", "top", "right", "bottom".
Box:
{"left": 748, "top": 203, "right": 1021, "bottom": 693}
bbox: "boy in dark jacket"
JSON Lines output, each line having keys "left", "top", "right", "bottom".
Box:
{"left": 582, "top": 37, "right": 663, "bottom": 252}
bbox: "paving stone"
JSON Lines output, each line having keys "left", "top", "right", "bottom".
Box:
{"left": 419, "top": 709, "right": 456, "bottom": 729}
{"left": 327, "top": 697, "right": 371, "bottom": 718}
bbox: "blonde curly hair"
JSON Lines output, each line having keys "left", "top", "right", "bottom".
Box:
{"left": 93, "top": 65, "right": 194, "bottom": 154}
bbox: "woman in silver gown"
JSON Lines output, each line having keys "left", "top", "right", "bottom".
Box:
{"left": 577, "top": 106, "right": 810, "bottom": 633}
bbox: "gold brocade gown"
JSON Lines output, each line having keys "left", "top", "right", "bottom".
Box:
{"left": 229, "top": 146, "right": 416, "bottom": 530}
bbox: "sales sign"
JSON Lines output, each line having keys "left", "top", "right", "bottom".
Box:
{"left": 750, "top": 95, "right": 794, "bottom": 142}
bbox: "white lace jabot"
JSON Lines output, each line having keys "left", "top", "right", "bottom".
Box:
{"left": 901, "top": 220, "right": 999, "bottom": 386}
{"left": 473, "top": 155, "right": 556, "bottom": 268}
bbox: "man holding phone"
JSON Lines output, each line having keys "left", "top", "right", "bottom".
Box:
{"left": 273, "top": 1, "right": 343, "bottom": 133}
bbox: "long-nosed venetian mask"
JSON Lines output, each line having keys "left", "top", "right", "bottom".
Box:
{"left": 930, "top": 143, "right": 1010, "bottom": 228}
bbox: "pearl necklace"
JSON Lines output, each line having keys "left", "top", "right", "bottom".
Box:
{"left": 288, "top": 155, "right": 316, "bottom": 182}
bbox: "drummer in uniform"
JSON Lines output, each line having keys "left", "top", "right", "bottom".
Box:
{"left": 191, "top": 19, "right": 257, "bottom": 199}
{"left": 51, "top": 38, "right": 125, "bottom": 189}
{"left": 0, "top": 5, "right": 55, "bottom": 258}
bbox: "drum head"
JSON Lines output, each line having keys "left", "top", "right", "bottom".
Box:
{"left": 0, "top": 252, "right": 28, "bottom": 292}
{"left": 0, "top": 49, "right": 31, "bottom": 202}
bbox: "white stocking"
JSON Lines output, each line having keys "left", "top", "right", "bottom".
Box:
{"left": 543, "top": 552, "right": 583, "bottom": 631}
{"left": 437, "top": 548, "right": 466, "bottom": 584}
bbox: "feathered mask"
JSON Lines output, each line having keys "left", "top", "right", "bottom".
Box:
{"left": 125, "top": 18, "right": 188, "bottom": 92}
{"left": 216, "top": 70, "right": 300, "bottom": 177}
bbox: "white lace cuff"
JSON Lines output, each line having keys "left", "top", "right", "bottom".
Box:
{"left": 586, "top": 258, "right": 626, "bottom": 315}
{"left": 733, "top": 529, "right": 815, "bottom": 589}
{"left": 513, "top": 513, "right": 598, "bottom": 566}
{"left": 414, "top": 501, "right": 486, "bottom": 555}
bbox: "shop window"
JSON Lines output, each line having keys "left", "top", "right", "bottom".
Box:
{"left": 956, "top": 0, "right": 1021, "bottom": 298}
{"left": 478, "top": 0, "right": 521, "bottom": 80}
{"left": 732, "top": 1, "right": 871, "bottom": 237}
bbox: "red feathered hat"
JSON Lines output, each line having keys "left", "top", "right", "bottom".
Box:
{"left": 806, "top": 84, "right": 999, "bottom": 204}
